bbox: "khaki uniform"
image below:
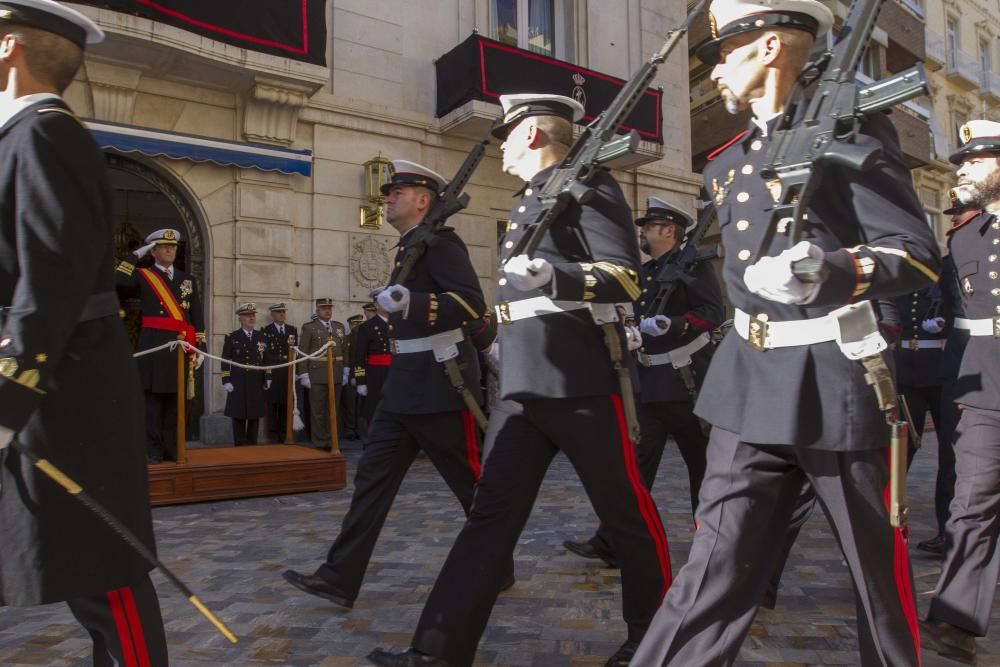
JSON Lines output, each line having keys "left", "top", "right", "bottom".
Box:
{"left": 298, "top": 318, "right": 346, "bottom": 448}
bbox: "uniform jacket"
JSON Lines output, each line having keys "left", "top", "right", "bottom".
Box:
{"left": 222, "top": 328, "right": 270, "bottom": 419}
{"left": 354, "top": 315, "right": 391, "bottom": 418}
{"left": 695, "top": 112, "right": 941, "bottom": 450}
{"left": 947, "top": 209, "right": 1000, "bottom": 410}
{"left": 380, "top": 224, "right": 485, "bottom": 414}
{"left": 298, "top": 318, "right": 346, "bottom": 385}
{"left": 889, "top": 285, "right": 950, "bottom": 388}
{"left": 0, "top": 98, "right": 155, "bottom": 605}
{"left": 634, "top": 251, "right": 723, "bottom": 402}
{"left": 115, "top": 256, "right": 204, "bottom": 394}
{"left": 263, "top": 321, "right": 297, "bottom": 404}
{"left": 496, "top": 166, "right": 640, "bottom": 400}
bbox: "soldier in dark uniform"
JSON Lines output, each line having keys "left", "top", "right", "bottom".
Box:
{"left": 630, "top": 0, "right": 941, "bottom": 663}
{"left": 342, "top": 312, "right": 365, "bottom": 439}
{"left": 368, "top": 95, "right": 671, "bottom": 667}
{"left": 353, "top": 300, "right": 392, "bottom": 428}
{"left": 296, "top": 298, "right": 346, "bottom": 450}
{"left": 564, "top": 196, "right": 723, "bottom": 568}
{"left": 920, "top": 120, "right": 1000, "bottom": 666}
{"left": 0, "top": 2, "right": 167, "bottom": 663}
{"left": 282, "top": 160, "right": 510, "bottom": 610}
{"left": 115, "top": 226, "right": 205, "bottom": 462}
{"left": 263, "top": 302, "right": 297, "bottom": 443}
{"left": 221, "top": 303, "right": 271, "bottom": 445}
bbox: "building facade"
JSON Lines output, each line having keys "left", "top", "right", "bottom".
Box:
{"left": 68, "top": 0, "right": 699, "bottom": 440}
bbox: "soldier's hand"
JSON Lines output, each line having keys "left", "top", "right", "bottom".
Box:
{"left": 134, "top": 241, "right": 157, "bottom": 259}
{"left": 223, "top": 383, "right": 235, "bottom": 393}
{"left": 378, "top": 284, "right": 409, "bottom": 314}
{"left": 342, "top": 368, "right": 350, "bottom": 385}
{"left": 357, "top": 385, "right": 368, "bottom": 397}
{"left": 639, "top": 315, "right": 670, "bottom": 337}
{"left": 743, "top": 241, "right": 823, "bottom": 305}
{"left": 298, "top": 373, "right": 311, "bottom": 389}
{"left": 194, "top": 353, "right": 205, "bottom": 370}
{"left": 265, "top": 380, "right": 272, "bottom": 390}
{"left": 0, "top": 425, "right": 14, "bottom": 450}
{"left": 625, "top": 325, "right": 643, "bottom": 350}
{"left": 922, "top": 317, "right": 946, "bottom": 334}
{"left": 503, "top": 254, "right": 553, "bottom": 292}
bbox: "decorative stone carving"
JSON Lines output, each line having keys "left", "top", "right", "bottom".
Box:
{"left": 85, "top": 60, "right": 144, "bottom": 124}
{"left": 349, "top": 233, "right": 395, "bottom": 301}
{"left": 243, "top": 76, "right": 318, "bottom": 146}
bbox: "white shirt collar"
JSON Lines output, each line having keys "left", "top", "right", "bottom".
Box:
{"left": 155, "top": 263, "right": 173, "bottom": 276}
{"left": 378, "top": 314, "right": 388, "bottom": 322}
{"left": 751, "top": 110, "right": 783, "bottom": 137}
{"left": 0, "top": 92, "right": 62, "bottom": 130}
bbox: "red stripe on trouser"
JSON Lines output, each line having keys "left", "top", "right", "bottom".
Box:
{"left": 883, "top": 460, "right": 922, "bottom": 666}
{"left": 120, "top": 586, "right": 152, "bottom": 667}
{"left": 107, "top": 589, "right": 139, "bottom": 667}
{"left": 461, "top": 409, "right": 481, "bottom": 483}
{"left": 610, "top": 394, "right": 673, "bottom": 595}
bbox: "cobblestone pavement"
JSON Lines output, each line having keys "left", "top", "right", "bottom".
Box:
{"left": 1, "top": 430, "right": 997, "bottom": 666}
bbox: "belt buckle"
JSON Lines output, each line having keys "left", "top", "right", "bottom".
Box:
{"left": 748, "top": 313, "right": 769, "bottom": 352}
{"left": 391, "top": 339, "right": 399, "bottom": 354}
{"left": 639, "top": 352, "right": 651, "bottom": 368}
{"left": 994, "top": 315, "right": 1000, "bottom": 339}
{"left": 908, "top": 339, "right": 919, "bottom": 351}
{"left": 497, "top": 302, "right": 512, "bottom": 325}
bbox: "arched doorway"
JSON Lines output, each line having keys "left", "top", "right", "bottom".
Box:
{"left": 107, "top": 154, "right": 209, "bottom": 440}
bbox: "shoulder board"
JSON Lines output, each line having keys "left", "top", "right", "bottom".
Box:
{"left": 37, "top": 107, "right": 84, "bottom": 127}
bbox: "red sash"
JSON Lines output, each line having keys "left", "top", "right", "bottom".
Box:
{"left": 367, "top": 354, "right": 392, "bottom": 366}
{"left": 138, "top": 269, "right": 196, "bottom": 353}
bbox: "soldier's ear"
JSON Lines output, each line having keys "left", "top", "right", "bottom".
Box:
{"left": 0, "top": 34, "right": 16, "bottom": 61}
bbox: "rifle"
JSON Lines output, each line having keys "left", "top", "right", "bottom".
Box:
{"left": 757, "top": 0, "right": 930, "bottom": 282}
{"left": 646, "top": 203, "right": 719, "bottom": 319}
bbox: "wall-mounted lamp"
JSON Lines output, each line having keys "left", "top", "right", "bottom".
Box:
{"left": 360, "top": 153, "right": 393, "bottom": 229}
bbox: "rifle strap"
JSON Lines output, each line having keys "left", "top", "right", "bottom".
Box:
{"left": 601, "top": 322, "right": 641, "bottom": 443}
{"left": 443, "top": 357, "right": 489, "bottom": 430}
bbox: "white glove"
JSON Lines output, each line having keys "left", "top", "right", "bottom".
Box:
{"left": 503, "top": 254, "right": 553, "bottom": 292}
{"left": 265, "top": 380, "right": 272, "bottom": 390}
{"left": 922, "top": 317, "right": 946, "bottom": 334}
{"left": 223, "top": 383, "right": 234, "bottom": 393}
{"left": 743, "top": 241, "right": 824, "bottom": 305}
{"left": 0, "top": 425, "right": 14, "bottom": 450}
{"left": 357, "top": 385, "right": 368, "bottom": 397}
{"left": 134, "top": 242, "right": 156, "bottom": 259}
{"left": 625, "top": 325, "right": 643, "bottom": 351}
{"left": 298, "top": 373, "right": 311, "bottom": 389}
{"left": 378, "top": 284, "right": 410, "bottom": 314}
{"left": 640, "top": 315, "right": 671, "bottom": 337}
{"left": 342, "top": 368, "right": 350, "bottom": 385}
{"left": 194, "top": 353, "right": 204, "bottom": 370}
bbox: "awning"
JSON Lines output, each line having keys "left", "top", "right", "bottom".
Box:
{"left": 85, "top": 120, "right": 313, "bottom": 177}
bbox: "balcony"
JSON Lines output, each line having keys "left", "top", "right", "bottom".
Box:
{"left": 879, "top": 0, "right": 926, "bottom": 70}
{"left": 983, "top": 71, "right": 1000, "bottom": 103}
{"left": 925, "top": 29, "right": 945, "bottom": 71}
{"left": 946, "top": 49, "right": 982, "bottom": 91}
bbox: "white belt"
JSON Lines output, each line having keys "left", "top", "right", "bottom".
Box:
{"left": 642, "top": 332, "right": 711, "bottom": 369}
{"left": 899, "top": 338, "right": 946, "bottom": 350}
{"left": 496, "top": 296, "right": 618, "bottom": 325}
{"left": 392, "top": 328, "right": 465, "bottom": 362}
{"left": 954, "top": 316, "right": 1000, "bottom": 337}
{"left": 734, "top": 308, "right": 839, "bottom": 349}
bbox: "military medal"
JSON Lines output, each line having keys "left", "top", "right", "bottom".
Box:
{"left": 964, "top": 277, "right": 974, "bottom": 295}
{"left": 712, "top": 169, "right": 735, "bottom": 206}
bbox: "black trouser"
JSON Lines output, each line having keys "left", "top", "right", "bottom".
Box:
{"left": 761, "top": 481, "right": 816, "bottom": 610}
{"left": 928, "top": 405, "right": 1000, "bottom": 636}
{"left": 899, "top": 383, "right": 942, "bottom": 466}
{"left": 411, "top": 396, "right": 671, "bottom": 667}
{"left": 314, "top": 407, "right": 492, "bottom": 602}
{"left": 341, "top": 384, "right": 358, "bottom": 437}
{"left": 631, "top": 428, "right": 920, "bottom": 667}
{"left": 932, "top": 381, "right": 962, "bottom": 536}
{"left": 66, "top": 575, "right": 168, "bottom": 667}
{"left": 268, "top": 402, "right": 288, "bottom": 443}
{"left": 144, "top": 391, "right": 178, "bottom": 460}
{"left": 232, "top": 418, "right": 259, "bottom": 445}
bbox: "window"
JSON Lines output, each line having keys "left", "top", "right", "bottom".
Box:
{"left": 858, "top": 45, "right": 882, "bottom": 80}
{"left": 980, "top": 39, "right": 992, "bottom": 85}
{"left": 946, "top": 17, "right": 960, "bottom": 69}
{"left": 492, "top": 0, "right": 573, "bottom": 60}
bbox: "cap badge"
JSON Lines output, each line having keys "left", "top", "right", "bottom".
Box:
{"left": 961, "top": 124, "right": 972, "bottom": 144}
{"left": 163, "top": 230, "right": 176, "bottom": 240}
{"left": 708, "top": 11, "right": 718, "bottom": 39}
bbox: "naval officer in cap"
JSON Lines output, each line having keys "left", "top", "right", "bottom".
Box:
{"left": 369, "top": 95, "right": 670, "bottom": 667}
{"left": 630, "top": 0, "right": 941, "bottom": 663}
{"left": 0, "top": 1, "right": 168, "bottom": 663}
{"left": 221, "top": 302, "right": 271, "bottom": 445}
{"left": 263, "top": 302, "right": 297, "bottom": 443}
{"left": 283, "top": 159, "right": 511, "bottom": 611}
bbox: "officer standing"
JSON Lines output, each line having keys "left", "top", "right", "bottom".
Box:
{"left": 368, "top": 96, "right": 671, "bottom": 667}
{"left": 263, "top": 302, "right": 297, "bottom": 443}
{"left": 222, "top": 303, "right": 271, "bottom": 445}
{"left": 920, "top": 120, "right": 1000, "bottom": 666}
{"left": 342, "top": 312, "right": 365, "bottom": 439}
{"left": 282, "top": 160, "right": 510, "bottom": 610}
{"left": 564, "top": 197, "right": 722, "bottom": 568}
{"left": 0, "top": 1, "right": 167, "bottom": 662}
{"left": 296, "top": 298, "right": 346, "bottom": 450}
{"left": 353, "top": 300, "right": 392, "bottom": 429}
{"left": 116, "top": 226, "right": 204, "bottom": 462}
{"left": 630, "top": 0, "right": 941, "bottom": 663}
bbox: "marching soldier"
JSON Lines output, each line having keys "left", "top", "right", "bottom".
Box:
{"left": 920, "top": 120, "right": 1000, "bottom": 665}
{"left": 115, "top": 226, "right": 204, "bottom": 462}
{"left": 0, "top": 1, "right": 167, "bottom": 663}
{"left": 263, "top": 302, "right": 297, "bottom": 443}
{"left": 353, "top": 300, "right": 392, "bottom": 427}
{"left": 368, "top": 96, "right": 670, "bottom": 667}
{"left": 296, "top": 298, "right": 346, "bottom": 450}
{"left": 564, "top": 197, "right": 723, "bottom": 568}
{"left": 282, "top": 159, "right": 511, "bottom": 614}
{"left": 222, "top": 303, "right": 271, "bottom": 445}
{"left": 630, "top": 0, "right": 940, "bottom": 664}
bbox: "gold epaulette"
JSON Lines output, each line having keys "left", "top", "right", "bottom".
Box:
{"left": 115, "top": 261, "right": 135, "bottom": 276}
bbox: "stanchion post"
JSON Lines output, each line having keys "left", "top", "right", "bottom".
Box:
{"left": 175, "top": 333, "right": 187, "bottom": 463}
{"left": 285, "top": 338, "right": 295, "bottom": 443}
{"left": 325, "top": 339, "right": 341, "bottom": 455}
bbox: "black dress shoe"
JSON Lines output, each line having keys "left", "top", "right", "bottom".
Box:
{"left": 499, "top": 573, "right": 516, "bottom": 593}
{"left": 367, "top": 647, "right": 450, "bottom": 666}
{"left": 563, "top": 538, "right": 619, "bottom": 568}
{"left": 917, "top": 534, "right": 948, "bottom": 557}
{"left": 605, "top": 639, "right": 640, "bottom": 667}
{"left": 920, "top": 619, "right": 977, "bottom": 665}
{"left": 281, "top": 570, "right": 354, "bottom": 609}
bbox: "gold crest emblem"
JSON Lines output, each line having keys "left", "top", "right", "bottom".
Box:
{"left": 961, "top": 124, "right": 973, "bottom": 144}
{"left": 163, "top": 230, "right": 176, "bottom": 240}
{"left": 708, "top": 11, "right": 718, "bottom": 39}
{"left": 0, "top": 357, "right": 17, "bottom": 378}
